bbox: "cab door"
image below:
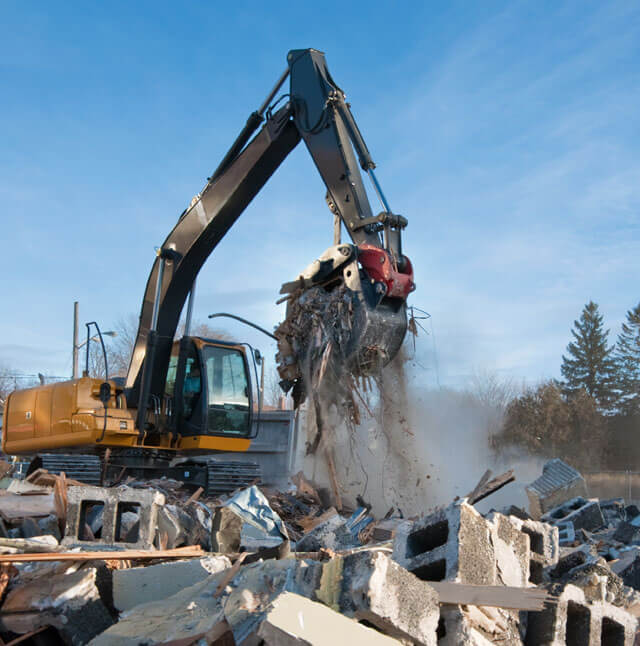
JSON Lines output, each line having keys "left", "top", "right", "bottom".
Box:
{"left": 201, "top": 342, "right": 253, "bottom": 437}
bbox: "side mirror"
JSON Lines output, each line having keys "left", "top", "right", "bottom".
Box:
{"left": 254, "top": 349, "right": 263, "bottom": 364}
{"left": 99, "top": 382, "right": 111, "bottom": 406}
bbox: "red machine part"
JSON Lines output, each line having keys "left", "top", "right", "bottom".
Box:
{"left": 357, "top": 244, "right": 415, "bottom": 299}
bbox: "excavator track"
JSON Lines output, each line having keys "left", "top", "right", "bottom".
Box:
{"left": 205, "top": 459, "right": 261, "bottom": 496}
{"left": 27, "top": 454, "right": 102, "bottom": 486}
{"left": 26, "top": 451, "right": 261, "bottom": 496}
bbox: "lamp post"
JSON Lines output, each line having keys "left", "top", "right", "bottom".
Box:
{"left": 71, "top": 303, "right": 117, "bottom": 379}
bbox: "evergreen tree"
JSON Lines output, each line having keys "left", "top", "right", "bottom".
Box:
{"left": 614, "top": 303, "right": 640, "bottom": 415}
{"left": 560, "top": 301, "right": 618, "bottom": 411}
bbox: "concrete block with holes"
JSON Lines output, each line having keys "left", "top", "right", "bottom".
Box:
{"left": 526, "top": 459, "right": 588, "bottom": 519}
{"left": 392, "top": 501, "right": 497, "bottom": 585}
{"left": 524, "top": 583, "right": 637, "bottom": 645}
{"left": 541, "top": 497, "right": 605, "bottom": 533}
{"left": 506, "top": 516, "right": 559, "bottom": 584}
{"left": 63, "top": 485, "right": 165, "bottom": 549}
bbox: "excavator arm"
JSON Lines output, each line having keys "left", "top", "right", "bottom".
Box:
{"left": 126, "top": 48, "right": 414, "bottom": 431}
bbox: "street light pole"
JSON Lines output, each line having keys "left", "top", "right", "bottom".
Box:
{"left": 72, "top": 301, "right": 79, "bottom": 380}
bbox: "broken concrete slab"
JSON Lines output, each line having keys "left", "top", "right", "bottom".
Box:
{"left": 88, "top": 574, "right": 227, "bottom": 645}
{"left": 90, "top": 558, "right": 324, "bottom": 645}
{"left": 223, "top": 558, "right": 324, "bottom": 642}
{"left": 2, "top": 567, "right": 114, "bottom": 644}
{"left": 541, "top": 497, "right": 605, "bottom": 533}
{"left": 392, "top": 501, "right": 497, "bottom": 585}
{"left": 256, "top": 591, "right": 403, "bottom": 645}
{"left": 0, "top": 491, "right": 57, "bottom": 522}
{"left": 526, "top": 459, "right": 588, "bottom": 519}
{"left": 524, "top": 582, "right": 637, "bottom": 645}
{"left": 63, "top": 485, "right": 164, "bottom": 549}
{"left": 112, "top": 555, "right": 231, "bottom": 611}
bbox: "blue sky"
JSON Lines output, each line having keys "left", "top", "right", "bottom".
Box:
{"left": 1, "top": 1, "right": 639, "bottom": 388}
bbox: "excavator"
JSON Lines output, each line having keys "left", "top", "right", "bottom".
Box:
{"left": 2, "top": 49, "right": 414, "bottom": 495}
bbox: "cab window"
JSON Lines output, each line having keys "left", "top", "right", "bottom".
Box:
{"left": 203, "top": 345, "right": 250, "bottom": 436}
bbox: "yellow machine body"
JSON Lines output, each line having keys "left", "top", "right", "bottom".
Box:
{"left": 2, "top": 338, "right": 253, "bottom": 456}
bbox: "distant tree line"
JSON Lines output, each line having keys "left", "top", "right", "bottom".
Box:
{"left": 491, "top": 301, "right": 640, "bottom": 470}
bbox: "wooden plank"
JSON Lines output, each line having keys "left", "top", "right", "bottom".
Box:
{"left": 0, "top": 545, "right": 205, "bottom": 563}
{"left": 185, "top": 487, "right": 204, "bottom": 505}
{"left": 428, "top": 581, "right": 552, "bottom": 611}
{"left": 468, "top": 469, "right": 515, "bottom": 505}
{"left": 467, "top": 470, "right": 492, "bottom": 501}
{"left": 325, "top": 449, "right": 343, "bottom": 511}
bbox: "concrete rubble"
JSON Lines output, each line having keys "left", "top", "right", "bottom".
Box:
{"left": 0, "top": 458, "right": 639, "bottom": 644}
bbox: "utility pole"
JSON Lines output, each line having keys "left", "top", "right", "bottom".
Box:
{"left": 72, "top": 301, "right": 79, "bottom": 380}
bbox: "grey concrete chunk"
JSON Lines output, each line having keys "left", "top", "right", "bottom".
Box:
{"left": 112, "top": 555, "right": 231, "bottom": 611}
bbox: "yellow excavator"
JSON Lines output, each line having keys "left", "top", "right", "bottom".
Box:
{"left": 2, "top": 49, "right": 414, "bottom": 494}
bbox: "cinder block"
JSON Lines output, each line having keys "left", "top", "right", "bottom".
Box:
{"left": 557, "top": 521, "right": 576, "bottom": 546}
{"left": 507, "top": 516, "right": 559, "bottom": 584}
{"left": 63, "top": 485, "right": 164, "bottom": 549}
{"left": 113, "top": 556, "right": 231, "bottom": 611}
{"left": 486, "top": 512, "right": 531, "bottom": 587}
{"left": 524, "top": 583, "right": 637, "bottom": 645}
{"left": 526, "top": 459, "right": 587, "bottom": 519}
{"left": 335, "top": 550, "right": 439, "bottom": 646}
{"left": 392, "top": 501, "right": 496, "bottom": 585}
{"left": 542, "top": 497, "right": 605, "bottom": 533}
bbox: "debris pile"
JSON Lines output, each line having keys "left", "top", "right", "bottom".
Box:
{"left": 0, "top": 458, "right": 639, "bottom": 644}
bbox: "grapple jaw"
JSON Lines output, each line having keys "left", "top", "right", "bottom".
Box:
{"left": 275, "top": 244, "right": 414, "bottom": 403}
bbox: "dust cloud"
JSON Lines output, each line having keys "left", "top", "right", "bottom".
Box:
{"left": 300, "top": 348, "right": 545, "bottom": 518}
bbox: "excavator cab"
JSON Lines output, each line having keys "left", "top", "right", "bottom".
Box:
{"left": 165, "top": 337, "right": 254, "bottom": 440}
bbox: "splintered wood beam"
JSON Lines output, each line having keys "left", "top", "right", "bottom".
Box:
{"left": 428, "top": 581, "right": 553, "bottom": 611}
{"left": 0, "top": 545, "right": 204, "bottom": 563}
{"left": 467, "top": 469, "right": 515, "bottom": 505}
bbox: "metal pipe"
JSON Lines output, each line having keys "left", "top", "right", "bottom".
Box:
{"left": 258, "top": 68, "right": 290, "bottom": 116}
{"left": 208, "top": 312, "right": 277, "bottom": 340}
{"left": 72, "top": 301, "right": 79, "bottom": 379}
{"left": 184, "top": 278, "right": 197, "bottom": 337}
{"left": 209, "top": 69, "right": 290, "bottom": 184}
{"left": 84, "top": 324, "right": 91, "bottom": 376}
{"left": 367, "top": 168, "right": 391, "bottom": 213}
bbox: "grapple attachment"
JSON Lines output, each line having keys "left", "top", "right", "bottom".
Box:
{"left": 275, "top": 244, "right": 414, "bottom": 404}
